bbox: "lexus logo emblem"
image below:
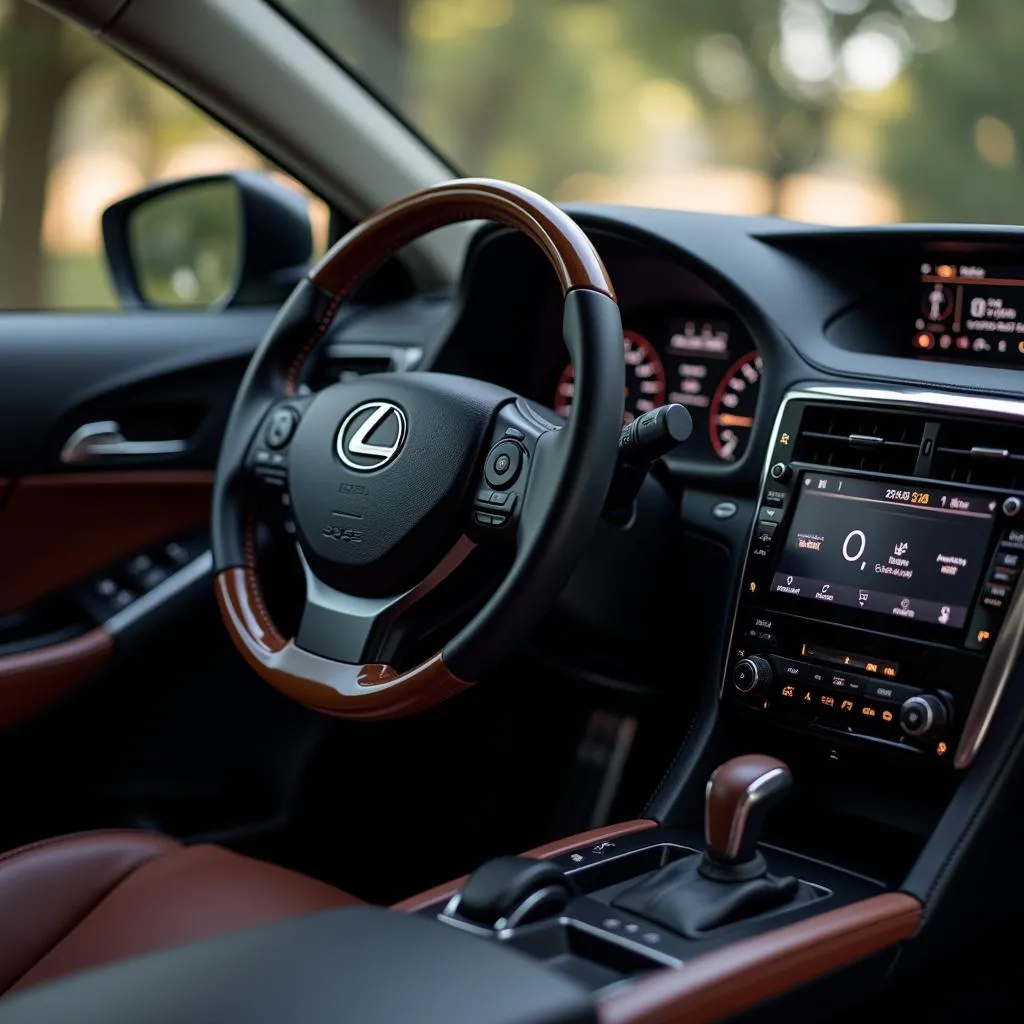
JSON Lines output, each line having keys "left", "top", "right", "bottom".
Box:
{"left": 336, "top": 401, "right": 407, "bottom": 471}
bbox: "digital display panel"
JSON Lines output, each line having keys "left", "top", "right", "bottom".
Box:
{"left": 772, "top": 474, "right": 997, "bottom": 629}
{"left": 912, "top": 259, "right": 1024, "bottom": 363}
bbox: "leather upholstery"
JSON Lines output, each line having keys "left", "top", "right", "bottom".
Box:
{"left": 0, "top": 831, "right": 359, "bottom": 996}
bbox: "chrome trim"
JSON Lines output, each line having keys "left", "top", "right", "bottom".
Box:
{"left": 323, "top": 342, "right": 424, "bottom": 372}
{"left": 705, "top": 766, "right": 792, "bottom": 862}
{"left": 499, "top": 884, "right": 570, "bottom": 931}
{"left": 61, "top": 421, "right": 187, "bottom": 463}
{"left": 721, "top": 382, "right": 1024, "bottom": 770}
{"left": 899, "top": 695, "right": 935, "bottom": 738}
{"left": 105, "top": 551, "right": 213, "bottom": 634}
{"left": 335, "top": 400, "right": 408, "bottom": 471}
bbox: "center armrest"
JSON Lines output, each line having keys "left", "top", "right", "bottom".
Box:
{"left": 0, "top": 907, "right": 595, "bottom": 1024}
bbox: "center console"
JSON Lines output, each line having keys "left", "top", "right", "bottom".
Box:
{"left": 724, "top": 387, "right": 1024, "bottom": 770}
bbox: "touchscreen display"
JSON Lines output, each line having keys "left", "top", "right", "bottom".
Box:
{"left": 912, "top": 260, "right": 1024, "bottom": 363}
{"left": 772, "top": 474, "right": 996, "bottom": 629}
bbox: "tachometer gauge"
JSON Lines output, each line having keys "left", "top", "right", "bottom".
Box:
{"left": 709, "top": 350, "right": 762, "bottom": 461}
{"left": 554, "top": 330, "right": 665, "bottom": 424}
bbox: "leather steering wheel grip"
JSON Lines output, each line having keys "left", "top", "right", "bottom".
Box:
{"left": 212, "top": 178, "right": 623, "bottom": 719}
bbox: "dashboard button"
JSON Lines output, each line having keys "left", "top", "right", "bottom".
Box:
{"left": 990, "top": 568, "right": 1018, "bottom": 585}
{"left": 769, "top": 462, "right": 791, "bottom": 482}
{"left": 982, "top": 583, "right": 1010, "bottom": 609}
{"left": 862, "top": 679, "right": 917, "bottom": 703}
{"left": 759, "top": 506, "right": 783, "bottom": 523}
{"left": 754, "top": 522, "right": 777, "bottom": 545}
{"left": 828, "top": 672, "right": 863, "bottom": 693}
{"left": 1003, "top": 496, "right": 1022, "bottom": 517}
{"left": 1001, "top": 528, "right": 1024, "bottom": 550}
{"left": 772, "top": 658, "right": 805, "bottom": 682}
{"left": 996, "top": 551, "right": 1021, "bottom": 570}
{"left": 712, "top": 501, "right": 738, "bottom": 520}
{"left": 763, "top": 488, "right": 786, "bottom": 508}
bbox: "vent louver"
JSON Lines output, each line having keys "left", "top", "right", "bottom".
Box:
{"left": 308, "top": 343, "right": 423, "bottom": 392}
{"left": 794, "top": 405, "right": 925, "bottom": 476}
{"left": 931, "top": 419, "right": 1024, "bottom": 490}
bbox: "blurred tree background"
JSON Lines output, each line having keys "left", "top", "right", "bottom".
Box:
{"left": 0, "top": 0, "right": 1021, "bottom": 309}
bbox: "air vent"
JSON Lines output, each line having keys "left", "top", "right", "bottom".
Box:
{"left": 794, "top": 405, "right": 925, "bottom": 475}
{"left": 308, "top": 343, "right": 423, "bottom": 391}
{"left": 931, "top": 418, "right": 1024, "bottom": 490}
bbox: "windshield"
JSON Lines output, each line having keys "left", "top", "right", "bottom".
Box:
{"left": 278, "top": 0, "right": 1019, "bottom": 226}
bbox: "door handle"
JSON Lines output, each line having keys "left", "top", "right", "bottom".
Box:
{"left": 60, "top": 421, "right": 188, "bottom": 463}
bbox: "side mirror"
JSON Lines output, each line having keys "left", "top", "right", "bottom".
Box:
{"left": 102, "top": 171, "right": 314, "bottom": 309}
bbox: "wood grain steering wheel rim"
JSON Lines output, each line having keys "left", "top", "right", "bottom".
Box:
{"left": 212, "top": 178, "right": 624, "bottom": 719}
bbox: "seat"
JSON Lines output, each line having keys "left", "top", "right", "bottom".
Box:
{"left": 0, "top": 830, "right": 360, "bottom": 996}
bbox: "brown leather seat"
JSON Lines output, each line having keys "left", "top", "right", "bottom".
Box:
{"left": 0, "top": 830, "right": 360, "bottom": 996}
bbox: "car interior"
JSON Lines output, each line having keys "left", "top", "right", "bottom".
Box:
{"left": 1, "top": 0, "right": 1023, "bottom": 1021}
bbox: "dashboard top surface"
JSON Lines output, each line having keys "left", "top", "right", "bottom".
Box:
{"left": 409, "top": 206, "right": 1024, "bottom": 490}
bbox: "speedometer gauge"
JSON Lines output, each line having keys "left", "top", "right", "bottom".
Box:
{"left": 709, "top": 350, "right": 762, "bottom": 461}
{"left": 554, "top": 330, "right": 665, "bottom": 424}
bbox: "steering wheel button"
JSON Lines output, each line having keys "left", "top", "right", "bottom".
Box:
{"left": 484, "top": 440, "right": 523, "bottom": 489}
{"left": 265, "top": 408, "right": 298, "bottom": 449}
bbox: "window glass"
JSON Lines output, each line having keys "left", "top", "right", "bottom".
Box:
{"left": 281, "top": 0, "right": 1023, "bottom": 227}
{"left": 0, "top": 0, "right": 328, "bottom": 310}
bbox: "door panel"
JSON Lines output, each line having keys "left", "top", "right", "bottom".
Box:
{"left": 0, "top": 310, "right": 274, "bottom": 475}
{"left": 0, "top": 628, "right": 112, "bottom": 729}
{"left": 0, "top": 471, "right": 212, "bottom": 616}
{"left": 0, "top": 310, "right": 273, "bottom": 726}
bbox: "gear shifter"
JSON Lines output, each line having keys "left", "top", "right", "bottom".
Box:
{"left": 703, "top": 754, "right": 793, "bottom": 874}
{"left": 613, "top": 755, "right": 813, "bottom": 937}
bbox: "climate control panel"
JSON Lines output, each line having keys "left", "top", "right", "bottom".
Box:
{"left": 729, "top": 643, "right": 952, "bottom": 751}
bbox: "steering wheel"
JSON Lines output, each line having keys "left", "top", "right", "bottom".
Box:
{"left": 212, "top": 179, "right": 624, "bottom": 719}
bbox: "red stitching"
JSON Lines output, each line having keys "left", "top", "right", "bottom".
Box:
{"left": 283, "top": 289, "right": 345, "bottom": 395}
{"left": 242, "top": 512, "right": 285, "bottom": 647}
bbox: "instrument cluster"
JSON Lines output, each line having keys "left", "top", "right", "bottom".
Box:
{"left": 553, "top": 308, "right": 763, "bottom": 463}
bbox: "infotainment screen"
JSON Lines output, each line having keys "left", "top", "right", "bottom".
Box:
{"left": 912, "top": 259, "right": 1024, "bottom": 364}
{"left": 771, "top": 474, "right": 997, "bottom": 629}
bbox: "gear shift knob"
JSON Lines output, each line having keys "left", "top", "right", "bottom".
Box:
{"left": 704, "top": 754, "right": 792, "bottom": 866}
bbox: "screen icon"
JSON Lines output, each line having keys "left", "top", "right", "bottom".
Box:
{"left": 924, "top": 282, "right": 952, "bottom": 321}
{"left": 859, "top": 590, "right": 869, "bottom": 606}
{"left": 782, "top": 685, "right": 795, "bottom": 698}
{"left": 938, "top": 606, "right": 951, "bottom": 625}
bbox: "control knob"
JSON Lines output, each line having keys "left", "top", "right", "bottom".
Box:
{"left": 898, "top": 694, "right": 948, "bottom": 740}
{"left": 732, "top": 656, "right": 773, "bottom": 695}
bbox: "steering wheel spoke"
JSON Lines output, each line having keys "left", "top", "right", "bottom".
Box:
{"left": 293, "top": 538, "right": 475, "bottom": 665}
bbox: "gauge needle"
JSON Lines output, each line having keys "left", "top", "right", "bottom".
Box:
{"left": 717, "top": 414, "right": 755, "bottom": 428}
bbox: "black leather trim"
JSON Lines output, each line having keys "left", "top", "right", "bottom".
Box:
{"left": 444, "top": 288, "right": 624, "bottom": 680}
{"left": 212, "top": 278, "right": 333, "bottom": 569}
{"left": 0, "top": 907, "right": 596, "bottom": 1024}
